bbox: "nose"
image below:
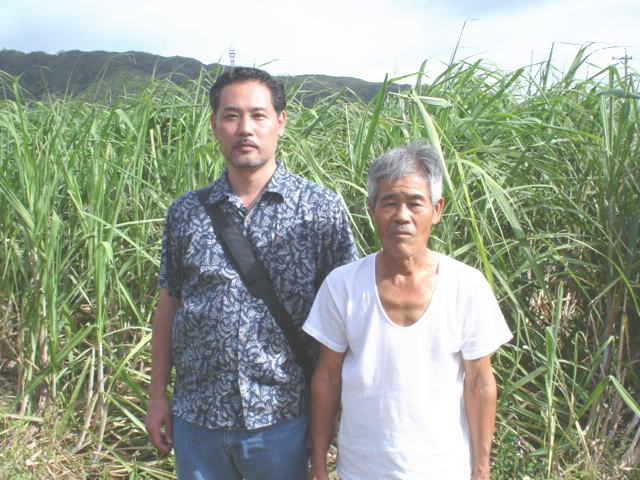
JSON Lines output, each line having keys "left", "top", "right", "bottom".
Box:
{"left": 394, "top": 203, "right": 411, "bottom": 223}
{"left": 237, "top": 114, "right": 253, "bottom": 136}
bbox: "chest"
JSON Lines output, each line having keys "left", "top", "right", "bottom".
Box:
{"left": 177, "top": 198, "right": 319, "bottom": 297}
{"left": 376, "top": 276, "right": 438, "bottom": 327}
{"left": 343, "top": 287, "right": 463, "bottom": 375}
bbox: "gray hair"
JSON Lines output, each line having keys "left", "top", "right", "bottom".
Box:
{"left": 366, "top": 141, "right": 444, "bottom": 206}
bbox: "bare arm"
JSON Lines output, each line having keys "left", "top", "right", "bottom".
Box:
{"left": 308, "top": 345, "right": 346, "bottom": 480}
{"left": 145, "top": 289, "right": 179, "bottom": 453}
{"left": 463, "top": 355, "right": 497, "bottom": 480}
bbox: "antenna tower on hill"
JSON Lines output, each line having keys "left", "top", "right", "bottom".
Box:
{"left": 612, "top": 48, "right": 632, "bottom": 81}
{"left": 229, "top": 47, "right": 236, "bottom": 66}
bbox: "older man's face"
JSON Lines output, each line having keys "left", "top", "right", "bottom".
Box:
{"left": 368, "top": 174, "right": 444, "bottom": 259}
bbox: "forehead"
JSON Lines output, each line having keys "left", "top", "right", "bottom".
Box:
{"left": 218, "top": 81, "right": 274, "bottom": 110}
{"left": 377, "top": 173, "right": 430, "bottom": 198}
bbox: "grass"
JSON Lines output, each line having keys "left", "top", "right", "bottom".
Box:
{"left": 1, "top": 48, "right": 639, "bottom": 478}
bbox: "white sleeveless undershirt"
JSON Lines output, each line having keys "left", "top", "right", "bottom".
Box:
{"left": 304, "top": 253, "right": 512, "bottom": 480}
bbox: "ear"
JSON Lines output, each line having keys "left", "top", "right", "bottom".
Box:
{"left": 432, "top": 197, "right": 445, "bottom": 224}
{"left": 277, "top": 111, "right": 286, "bottom": 137}
{"left": 367, "top": 200, "right": 376, "bottom": 222}
{"left": 210, "top": 113, "right": 218, "bottom": 137}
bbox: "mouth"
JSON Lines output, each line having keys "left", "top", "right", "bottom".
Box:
{"left": 391, "top": 230, "right": 414, "bottom": 237}
{"left": 233, "top": 141, "right": 258, "bottom": 151}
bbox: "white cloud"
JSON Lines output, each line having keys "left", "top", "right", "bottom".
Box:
{"left": 1, "top": 0, "right": 638, "bottom": 82}
{"left": 454, "top": 0, "right": 638, "bottom": 73}
{"left": 148, "top": 0, "right": 444, "bottom": 81}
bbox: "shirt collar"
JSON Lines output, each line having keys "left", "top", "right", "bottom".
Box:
{"left": 263, "top": 161, "right": 289, "bottom": 198}
{"left": 203, "top": 162, "right": 290, "bottom": 205}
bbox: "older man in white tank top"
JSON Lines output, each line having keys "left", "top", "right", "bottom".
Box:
{"left": 304, "top": 142, "right": 512, "bottom": 480}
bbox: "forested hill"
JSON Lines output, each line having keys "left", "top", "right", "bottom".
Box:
{"left": 0, "top": 49, "right": 401, "bottom": 103}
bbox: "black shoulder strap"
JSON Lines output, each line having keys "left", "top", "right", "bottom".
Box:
{"left": 196, "top": 187, "right": 314, "bottom": 381}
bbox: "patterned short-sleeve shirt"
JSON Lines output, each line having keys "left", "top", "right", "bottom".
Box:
{"left": 158, "top": 162, "right": 358, "bottom": 430}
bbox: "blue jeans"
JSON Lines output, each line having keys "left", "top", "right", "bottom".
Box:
{"left": 173, "top": 414, "right": 309, "bottom": 480}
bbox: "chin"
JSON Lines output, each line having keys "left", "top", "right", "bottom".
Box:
{"left": 229, "top": 157, "right": 269, "bottom": 169}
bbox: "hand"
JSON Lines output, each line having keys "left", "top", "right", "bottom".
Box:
{"left": 308, "top": 467, "right": 330, "bottom": 480}
{"left": 470, "top": 457, "right": 490, "bottom": 480}
{"left": 471, "top": 471, "right": 490, "bottom": 480}
{"left": 146, "top": 394, "right": 173, "bottom": 453}
{"left": 308, "top": 453, "right": 331, "bottom": 480}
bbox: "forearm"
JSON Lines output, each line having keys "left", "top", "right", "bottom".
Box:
{"left": 146, "top": 289, "right": 179, "bottom": 452}
{"left": 307, "top": 344, "right": 346, "bottom": 480}
{"left": 149, "top": 290, "right": 177, "bottom": 398}
{"left": 464, "top": 362, "right": 497, "bottom": 479}
{"left": 309, "top": 370, "right": 341, "bottom": 471}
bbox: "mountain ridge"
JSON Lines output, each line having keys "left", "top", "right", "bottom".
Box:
{"left": 0, "top": 49, "right": 402, "bottom": 103}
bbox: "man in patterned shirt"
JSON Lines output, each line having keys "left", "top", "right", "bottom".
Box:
{"left": 145, "top": 67, "right": 357, "bottom": 479}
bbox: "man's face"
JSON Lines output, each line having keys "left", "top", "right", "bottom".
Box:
{"left": 368, "top": 173, "right": 444, "bottom": 259}
{"left": 211, "top": 80, "right": 286, "bottom": 170}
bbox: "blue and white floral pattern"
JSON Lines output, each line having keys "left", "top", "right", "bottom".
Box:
{"left": 159, "top": 163, "right": 358, "bottom": 430}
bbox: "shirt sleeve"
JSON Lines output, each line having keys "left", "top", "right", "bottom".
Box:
{"left": 157, "top": 201, "right": 184, "bottom": 298}
{"left": 460, "top": 270, "right": 512, "bottom": 360}
{"left": 303, "top": 273, "right": 349, "bottom": 353}
{"left": 314, "top": 194, "right": 359, "bottom": 290}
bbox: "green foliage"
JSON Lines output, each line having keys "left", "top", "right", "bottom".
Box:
{"left": 0, "top": 49, "right": 214, "bottom": 101}
{"left": 0, "top": 48, "right": 638, "bottom": 478}
{"left": 0, "top": 49, "right": 399, "bottom": 104}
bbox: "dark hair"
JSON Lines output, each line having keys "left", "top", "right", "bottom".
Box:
{"left": 367, "top": 141, "right": 444, "bottom": 206}
{"left": 209, "top": 67, "right": 286, "bottom": 115}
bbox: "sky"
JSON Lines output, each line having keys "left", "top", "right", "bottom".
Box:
{"left": 2, "top": 0, "right": 638, "bottom": 82}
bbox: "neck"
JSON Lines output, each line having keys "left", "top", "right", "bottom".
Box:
{"left": 376, "top": 248, "right": 436, "bottom": 278}
{"left": 226, "top": 160, "right": 277, "bottom": 210}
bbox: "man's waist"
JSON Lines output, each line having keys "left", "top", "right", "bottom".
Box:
{"left": 171, "top": 390, "right": 309, "bottom": 431}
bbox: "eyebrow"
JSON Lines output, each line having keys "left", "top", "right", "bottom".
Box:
{"left": 221, "top": 105, "right": 268, "bottom": 113}
{"left": 379, "top": 192, "right": 426, "bottom": 202}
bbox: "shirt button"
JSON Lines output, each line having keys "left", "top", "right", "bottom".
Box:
{"left": 245, "top": 216, "right": 251, "bottom": 223}
{"left": 240, "top": 379, "right": 247, "bottom": 385}
{"left": 240, "top": 336, "right": 247, "bottom": 343}
{"left": 245, "top": 294, "right": 251, "bottom": 301}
